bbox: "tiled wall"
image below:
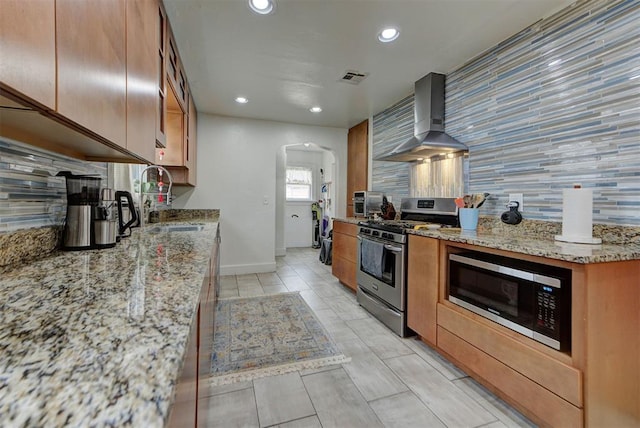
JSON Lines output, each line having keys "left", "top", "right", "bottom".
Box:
{"left": 373, "top": 0, "right": 640, "bottom": 225}
{"left": 371, "top": 94, "right": 412, "bottom": 203}
{"left": 0, "top": 137, "right": 107, "bottom": 232}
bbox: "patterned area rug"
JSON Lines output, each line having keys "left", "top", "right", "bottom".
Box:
{"left": 210, "top": 292, "right": 349, "bottom": 386}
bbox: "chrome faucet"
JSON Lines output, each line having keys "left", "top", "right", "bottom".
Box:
{"left": 139, "top": 165, "right": 173, "bottom": 228}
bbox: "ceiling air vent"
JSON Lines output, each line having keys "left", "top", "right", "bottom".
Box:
{"left": 339, "top": 70, "right": 369, "bottom": 85}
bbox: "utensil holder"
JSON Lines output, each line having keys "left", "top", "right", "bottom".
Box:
{"left": 459, "top": 208, "right": 479, "bottom": 230}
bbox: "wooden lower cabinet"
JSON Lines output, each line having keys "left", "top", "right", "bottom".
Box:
{"left": 406, "top": 235, "right": 439, "bottom": 345}
{"left": 427, "top": 240, "right": 640, "bottom": 428}
{"left": 167, "top": 308, "right": 198, "bottom": 427}
{"left": 169, "top": 226, "right": 220, "bottom": 427}
{"left": 331, "top": 220, "right": 358, "bottom": 291}
{"left": 437, "top": 326, "right": 583, "bottom": 427}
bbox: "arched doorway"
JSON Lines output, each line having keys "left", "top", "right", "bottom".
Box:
{"left": 275, "top": 143, "right": 336, "bottom": 256}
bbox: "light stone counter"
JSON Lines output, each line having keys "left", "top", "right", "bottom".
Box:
{"left": 407, "top": 228, "right": 640, "bottom": 263}
{"left": 0, "top": 221, "right": 219, "bottom": 427}
{"left": 332, "top": 216, "right": 640, "bottom": 263}
{"left": 332, "top": 217, "right": 361, "bottom": 225}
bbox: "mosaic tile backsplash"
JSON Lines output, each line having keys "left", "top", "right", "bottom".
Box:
{"left": 0, "top": 137, "right": 107, "bottom": 232}
{"left": 373, "top": 0, "right": 640, "bottom": 226}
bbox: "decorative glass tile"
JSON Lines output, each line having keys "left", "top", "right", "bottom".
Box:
{"left": 0, "top": 137, "right": 107, "bottom": 232}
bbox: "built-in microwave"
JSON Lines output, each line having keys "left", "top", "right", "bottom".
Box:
{"left": 353, "top": 191, "right": 383, "bottom": 217}
{"left": 448, "top": 251, "right": 571, "bottom": 351}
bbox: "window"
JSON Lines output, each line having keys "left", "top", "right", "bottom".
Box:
{"left": 286, "top": 166, "right": 313, "bottom": 200}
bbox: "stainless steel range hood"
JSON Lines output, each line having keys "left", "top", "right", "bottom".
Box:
{"left": 376, "top": 73, "right": 467, "bottom": 162}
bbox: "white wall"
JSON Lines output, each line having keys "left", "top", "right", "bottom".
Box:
{"left": 172, "top": 114, "right": 347, "bottom": 275}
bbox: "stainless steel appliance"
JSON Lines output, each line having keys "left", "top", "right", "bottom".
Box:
{"left": 448, "top": 251, "right": 571, "bottom": 351}
{"left": 376, "top": 73, "right": 468, "bottom": 162}
{"left": 353, "top": 191, "right": 383, "bottom": 217}
{"left": 94, "top": 188, "right": 118, "bottom": 248}
{"left": 58, "top": 171, "right": 102, "bottom": 250}
{"left": 356, "top": 197, "right": 459, "bottom": 336}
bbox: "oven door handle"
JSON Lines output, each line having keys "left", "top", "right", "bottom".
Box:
{"left": 384, "top": 244, "right": 403, "bottom": 253}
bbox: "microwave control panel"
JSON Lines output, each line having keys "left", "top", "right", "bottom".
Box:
{"left": 536, "top": 285, "right": 558, "bottom": 332}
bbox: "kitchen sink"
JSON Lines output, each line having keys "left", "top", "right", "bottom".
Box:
{"left": 147, "top": 223, "right": 206, "bottom": 233}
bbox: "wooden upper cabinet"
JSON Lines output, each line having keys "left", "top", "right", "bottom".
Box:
{"left": 156, "top": 2, "right": 167, "bottom": 148}
{"left": 125, "top": 0, "right": 158, "bottom": 163}
{"left": 156, "top": 18, "right": 197, "bottom": 186}
{"left": 347, "top": 119, "right": 368, "bottom": 216}
{"left": 185, "top": 95, "right": 197, "bottom": 185}
{"left": 0, "top": 0, "right": 56, "bottom": 110}
{"left": 157, "top": 82, "right": 184, "bottom": 166}
{"left": 56, "top": 0, "right": 127, "bottom": 148}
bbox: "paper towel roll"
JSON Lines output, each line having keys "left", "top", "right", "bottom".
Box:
{"left": 555, "top": 188, "right": 602, "bottom": 244}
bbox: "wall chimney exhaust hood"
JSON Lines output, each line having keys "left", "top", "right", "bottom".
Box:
{"left": 376, "top": 73, "right": 467, "bottom": 162}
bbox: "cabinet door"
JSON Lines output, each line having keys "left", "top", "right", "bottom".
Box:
{"left": 347, "top": 120, "right": 368, "bottom": 216}
{"left": 185, "top": 95, "right": 197, "bottom": 184}
{"left": 331, "top": 222, "right": 358, "bottom": 291}
{"left": 0, "top": 0, "right": 56, "bottom": 110}
{"left": 156, "top": 2, "right": 167, "bottom": 148}
{"left": 56, "top": 0, "right": 127, "bottom": 148}
{"left": 157, "top": 83, "right": 185, "bottom": 166}
{"left": 125, "top": 0, "right": 157, "bottom": 163}
{"left": 407, "top": 235, "right": 439, "bottom": 345}
{"left": 167, "top": 310, "right": 198, "bottom": 428}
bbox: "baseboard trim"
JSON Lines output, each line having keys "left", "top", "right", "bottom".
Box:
{"left": 220, "top": 262, "right": 277, "bottom": 276}
{"left": 275, "top": 247, "right": 286, "bottom": 257}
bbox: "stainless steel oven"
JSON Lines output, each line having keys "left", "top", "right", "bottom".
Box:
{"left": 356, "top": 198, "right": 459, "bottom": 337}
{"left": 353, "top": 191, "right": 383, "bottom": 217}
{"left": 356, "top": 225, "right": 408, "bottom": 336}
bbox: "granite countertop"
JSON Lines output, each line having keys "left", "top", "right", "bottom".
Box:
{"left": 332, "top": 217, "right": 361, "bottom": 225}
{"left": 408, "top": 227, "right": 640, "bottom": 263}
{"left": 0, "top": 220, "right": 219, "bottom": 427}
{"left": 332, "top": 216, "right": 640, "bottom": 263}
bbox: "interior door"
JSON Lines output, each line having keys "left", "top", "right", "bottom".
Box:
{"left": 285, "top": 204, "right": 312, "bottom": 248}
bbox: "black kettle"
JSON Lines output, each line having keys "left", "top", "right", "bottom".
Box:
{"left": 116, "top": 191, "right": 138, "bottom": 238}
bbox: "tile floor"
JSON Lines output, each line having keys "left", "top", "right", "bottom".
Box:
{"left": 199, "top": 247, "right": 536, "bottom": 428}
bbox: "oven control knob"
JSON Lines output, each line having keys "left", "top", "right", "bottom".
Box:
{"left": 372, "top": 231, "right": 379, "bottom": 237}
{"left": 382, "top": 232, "right": 391, "bottom": 239}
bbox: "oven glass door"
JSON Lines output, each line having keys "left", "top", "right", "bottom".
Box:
{"left": 356, "top": 235, "right": 405, "bottom": 310}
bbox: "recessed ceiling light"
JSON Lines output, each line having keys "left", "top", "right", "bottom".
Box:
{"left": 309, "top": 106, "right": 322, "bottom": 113}
{"left": 235, "top": 96, "right": 248, "bottom": 104}
{"left": 378, "top": 27, "right": 399, "bottom": 43}
{"left": 249, "top": 0, "right": 274, "bottom": 15}
{"left": 303, "top": 142, "right": 311, "bottom": 147}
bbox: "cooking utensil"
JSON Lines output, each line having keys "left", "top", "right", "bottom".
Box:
{"left": 454, "top": 197, "right": 465, "bottom": 208}
{"left": 475, "top": 192, "right": 490, "bottom": 208}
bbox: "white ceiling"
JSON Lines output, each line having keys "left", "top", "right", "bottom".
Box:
{"left": 163, "top": 0, "right": 574, "bottom": 129}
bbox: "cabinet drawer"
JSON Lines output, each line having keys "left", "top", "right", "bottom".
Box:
{"left": 333, "top": 220, "right": 357, "bottom": 237}
{"left": 438, "top": 303, "right": 582, "bottom": 407}
{"left": 333, "top": 232, "right": 357, "bottom": 264}
{"left": 438, "top": 327, "right": 582, "bottom": 428}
